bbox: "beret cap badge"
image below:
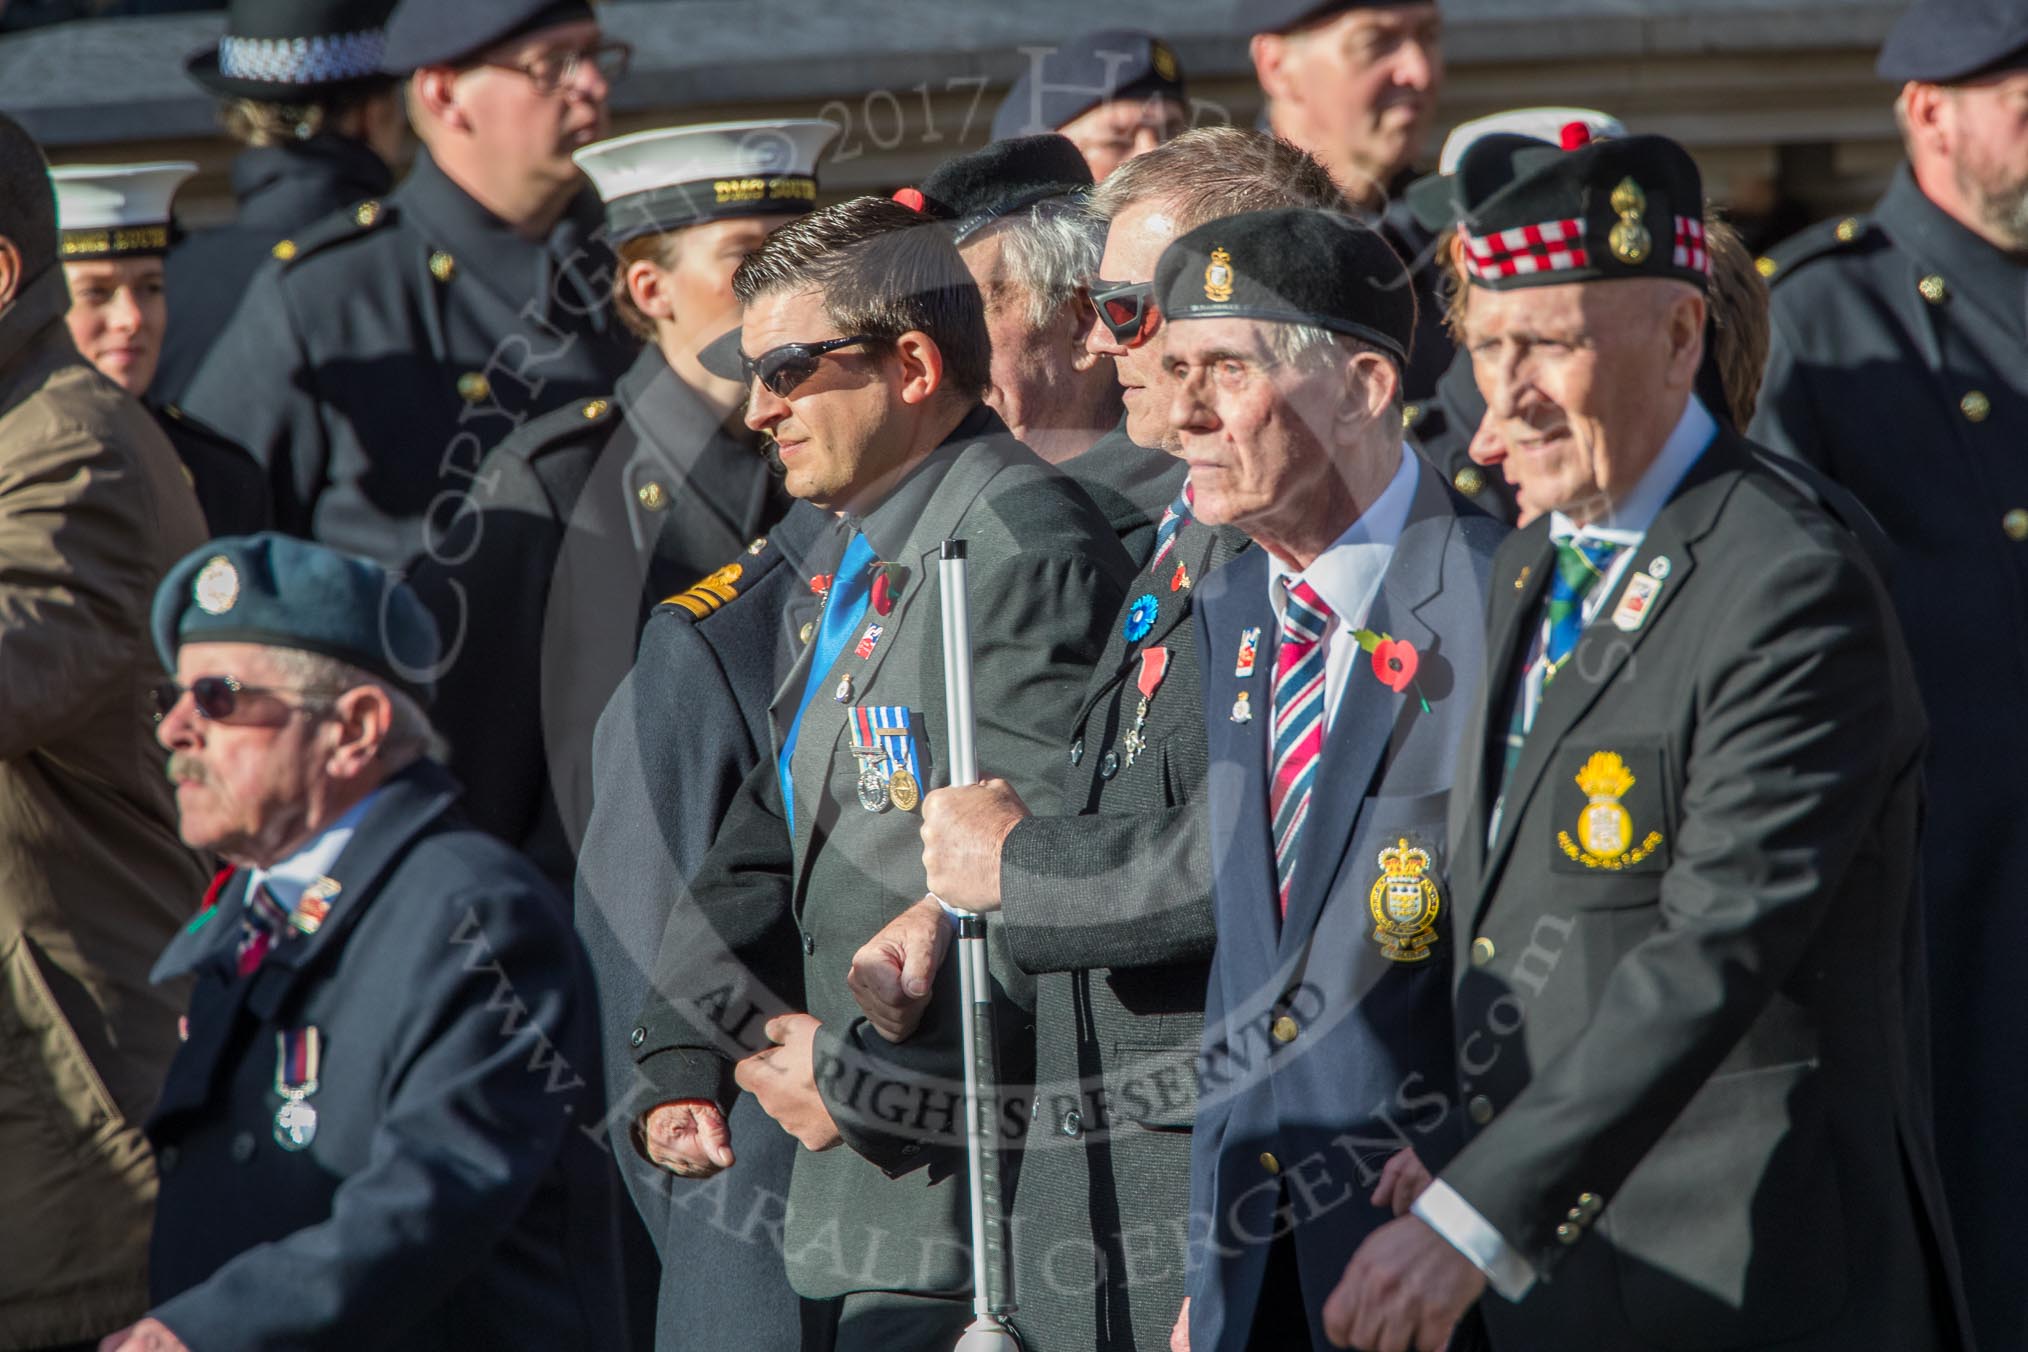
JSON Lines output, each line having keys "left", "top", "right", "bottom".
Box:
{"left": 1203, "top": 246, "right": 1235, "bottom": 303}
{"left": 193, "top": 556, "right": 240, "bottom": 616}
{"left": 1608, "top": 177, "right": 1652, "bottom": 265}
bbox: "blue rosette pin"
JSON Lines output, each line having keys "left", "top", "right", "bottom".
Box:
{"left": 1122, "top": 592, "right": 1160, "bottom": 643}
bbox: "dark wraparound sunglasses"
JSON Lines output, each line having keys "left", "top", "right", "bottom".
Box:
{"left": 151, "top": 676, "right": 329, "bottom": 723}
{"left": 740, "top": 335, "right": 887, "bottom": 398}
{"left": 1088, "top": 278, "right": 1160, "bottom": 346}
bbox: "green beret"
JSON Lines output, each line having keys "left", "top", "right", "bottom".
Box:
{"left": 152, "top": 532, "right": 441, "bottom": 707}
{"left": 1152, "top": 207, "right": 1417, "bottom": 364}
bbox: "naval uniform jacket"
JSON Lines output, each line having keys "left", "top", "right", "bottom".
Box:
{"left": 1437, "top": 428, "right": 1968, "bottom": 1351}
{"left": 1752, "top": 163, "right": 2028, "bottom": 1351}
{"left": 156, "top": 134, "right": 393, "bottom": 405}
{"left": 629, "top": 408, "right": 1132, "bottom": 1302}
{"left": 994, "top": 460, "right": 1247, "bottom": 1351}
{"left": 150, "top": 402, "right": 270, "bottom": 540}
{"left": 178, "top": 149, "right": 635, "bottom": 568}
{"left": 576, "top": 504, "right": 825, "bottom": 1352}
{"left": 412, "top": 345, "right": 789, "bottom": 885}
{"left": 1186, "top": 460, "right": 1505, "bottom": 1352}
{"left": 144, "top": 761, "right": 626, "bottom": 1352}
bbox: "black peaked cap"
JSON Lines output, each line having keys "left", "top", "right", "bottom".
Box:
{"left": 989, "top": 29, "right": 1185, "bottom": 140}
{"left": 382, "top": 0, "right": 593, "bottom": 72}
{"left": 1876, "top": 0, "right": 2028, "bottom": 83}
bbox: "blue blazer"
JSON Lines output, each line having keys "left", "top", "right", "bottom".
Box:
{"left": 1187, "top": 459, "right": 1505, "bottom": 1351}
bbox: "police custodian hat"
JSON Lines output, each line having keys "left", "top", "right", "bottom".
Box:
{"left": 574, "top": 120, "right": 839, "bottom": 244}
{"left": 381, "top": 0, "right": 593, "bottom": 73}
{"left": 1152, "top": 208, "right": 1417, "bottom": 365}
{"left": 153, "top": 533, "right": 442, "bottom": 707}
{"left": 1452, "top": 129, "right": 1710, "bottom": 292}
{"left": 989, "top": 29, "right": 1186, "bottom": 142}
{"left": 186, "top": 0, "right": 399, "bottom": 101}
{"left": 1876, "top": 0, "right": 2028, "bottom": 84}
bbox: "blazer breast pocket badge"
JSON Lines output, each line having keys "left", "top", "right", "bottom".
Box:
{"left": 1552, "top": 748, "right": 1669, "bottom": 872}
{"left": 1370, "top": 837, "right": 1442, "bottom": 963}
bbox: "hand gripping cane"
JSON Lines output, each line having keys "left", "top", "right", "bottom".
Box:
{"left": 938, "top": 540, "right": 1025, "bottom": 1352}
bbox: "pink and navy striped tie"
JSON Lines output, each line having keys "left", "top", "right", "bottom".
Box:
{"left": 1269, "top": 579, "right": 1335, "bottom": 917}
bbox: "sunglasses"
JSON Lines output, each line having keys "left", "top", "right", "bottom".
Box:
{"left": 740, "top": 335, "right": 887, "bottom": 398}
{"left": 151, "top": 676, "right": 329, "bottom": 723}
{"left": 1088, "top": 278, "right": 1160, "bottom": 347}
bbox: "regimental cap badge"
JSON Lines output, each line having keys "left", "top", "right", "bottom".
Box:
{"left": 1559, "top": 750, "right": 1663, "bottom": 868}
{"left": 1608, "top": 176, "right": 1652, "bottom": 265}
{"left": 1204, "top": 245, "right": 1235, "bottom": 303}
{"left": 1369, "top": 837, "right": 1441, "bottom": 963}
{"left": 1151, "top": 41, "right": 1178, "bottom": 83}
{"left": 193, "top": 554, "right": 240, "bottom": 615}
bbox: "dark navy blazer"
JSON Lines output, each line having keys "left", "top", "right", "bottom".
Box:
{"left": 144, "top": 761, "right": 626, "bottom": 1352}
{"left": 1186, "top": 459, "right": 1504, "bottom": 1352}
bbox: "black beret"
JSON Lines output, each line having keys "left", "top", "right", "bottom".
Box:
{"left": 990, "top": 29, "right": 1186, "bottom": 142}
{"left": 382, "top": 0, "right": 592, "bottom": 73}
{"left": 1453, "top": 131, "right": 1709, "bottom": 292}
{"left": 152, "top": 533, "right": 442, "bottom": 708}
{"left": 1876, "top": 0, "right": 2028, "bottom": 83}
{"left": 898, "top": 135, "right": 1093, "bottom": 242}
{"left": 187, "top": 0, "right": 399, "bottom": 100}
{"left": 1240, "top": 0, "right": 1431, "bottom": 38}
{"left": 1153, "top": 207, "right": 1416, "bottom": 364}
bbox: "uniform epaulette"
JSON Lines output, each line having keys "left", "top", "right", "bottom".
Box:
{"left": 658, "top": 556, "right": 752, "bottom": 620}
{"left": 498, "top": 396, "right": 615, "bottom": 464}
{"left": 1756, "top": 213, "right": 1876, "bottom": 285}
{"left": 269, "top": 197, "right": 396, "bottom": 267}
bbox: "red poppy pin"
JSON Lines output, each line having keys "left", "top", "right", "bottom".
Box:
{"left": 810, "top": 573, "right": 833, "bottom": 600}
{"left": 871, "top": 563, "right": 905, "bottom": 616}
{"left": 1351, "top": 629, "right": 1431, "bottom": 713}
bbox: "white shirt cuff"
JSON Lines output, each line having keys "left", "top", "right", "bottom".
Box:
{"left": 1413, "top": 1181, "right": 1537, "bottom": 1302}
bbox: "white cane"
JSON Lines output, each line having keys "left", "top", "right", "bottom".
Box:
{"left": 938, "top": 539, "right": 1024, "bottom": 1351}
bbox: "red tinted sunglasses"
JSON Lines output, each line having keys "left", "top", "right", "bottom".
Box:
{"left": 1088, "top": 279, "right": 1161, "bottom": 347}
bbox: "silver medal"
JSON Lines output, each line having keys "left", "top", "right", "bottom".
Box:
{"left": 274, "top": 1097, "right": 318, "bottom": 1151}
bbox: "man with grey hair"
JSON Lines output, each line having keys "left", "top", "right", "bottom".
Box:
{"left": 898, "top": 136, "right": 1129, "bottom": 511}
{"left": 124, "top": 532, "right": 626, "bottom": 1352}
{"left": 844, "top": 128, "right": 1357, "bottom": 1352}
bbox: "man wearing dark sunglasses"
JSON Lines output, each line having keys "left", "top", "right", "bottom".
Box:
{"left": 122, "top": 532, "right": 626, "bottom": 1352}
{"left": 628, "top": 195, "right": 1132, "bottom": 1349}
{"left": 178, "top": 0, "right": 636, "bottom": 570}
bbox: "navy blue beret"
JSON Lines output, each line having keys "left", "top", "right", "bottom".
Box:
{"left": 990, "top": 29, "right": 1185, "bottom": 141}
{"left": 382, "top": 0, "right": 592, "bottom": 72}
{"left": 1239, "top": 0, "right": 1432, "bottom": 38}
{"left": 1154, "top": 208, "right": 1416, "bottom": 364}
{"left": 903, "top": 135, "right": 1093, "bottom": 242}
{"left": 1876, "top": 0, "right": 2028, "bottom": 83}
{"left": 152, "top": 533, "right": 442, "bottom": 707}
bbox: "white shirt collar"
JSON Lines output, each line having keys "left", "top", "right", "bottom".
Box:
{"left": 245, "top": 790, "right": 380, "bottom": 910}
{"left": 1269, "top": 443, "right": 1420, "bottom": 630}
{"left": 1548, "top": 395, "right": 1716, "bottom": 547}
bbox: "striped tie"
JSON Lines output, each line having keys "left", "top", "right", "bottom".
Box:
{"left": 238, "top": 881, "right": 291, "bottom": 976}
{"left": 1269, "top": 579, "right": 1334, "bottom": 916}
{"left": 1148, "top": 479, "right": 1195, "bottom": 572}
{"left": 1496, "top": 536, "right": 1624, "bottom": 809}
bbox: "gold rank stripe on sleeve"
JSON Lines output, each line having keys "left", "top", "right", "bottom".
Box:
{"left": 663, "top": 561, "right": 745, "bottom": 619}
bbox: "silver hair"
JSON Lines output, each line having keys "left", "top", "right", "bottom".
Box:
{"left": 977, "top": 204, "right": 1102, "bottom": 329}
{"left": 261, "top": 647, "right": 447, "bottom": 764}
{"left": 1263, "top": 324, "right": 1406, "bottom": 425}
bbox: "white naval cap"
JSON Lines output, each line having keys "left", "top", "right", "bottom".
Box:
{"left": 1405, "top": 107, "right": 1626, "bottom": 233}
{"left": 1434, "top": 107, "right": 1626, "bottom": 174}
{"left": 573, "top": 119, "right": 842, "bottom": 244}
{"left": 51, "top": 162, "right": 199, "bottom": 260}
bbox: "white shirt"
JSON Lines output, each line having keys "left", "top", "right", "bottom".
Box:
{"left": 244, "top": 790, "right": 380, "bottom": 914}
{"left": 1264, "top": 445, "right": 1419, "bottom": 731}
{"left": 1421, "top": 394, "right": 1718, "bottom": 1302}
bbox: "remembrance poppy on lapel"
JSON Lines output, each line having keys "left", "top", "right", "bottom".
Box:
{"left": 1122, "top": 592, "right": 1160, "bottom": 643}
